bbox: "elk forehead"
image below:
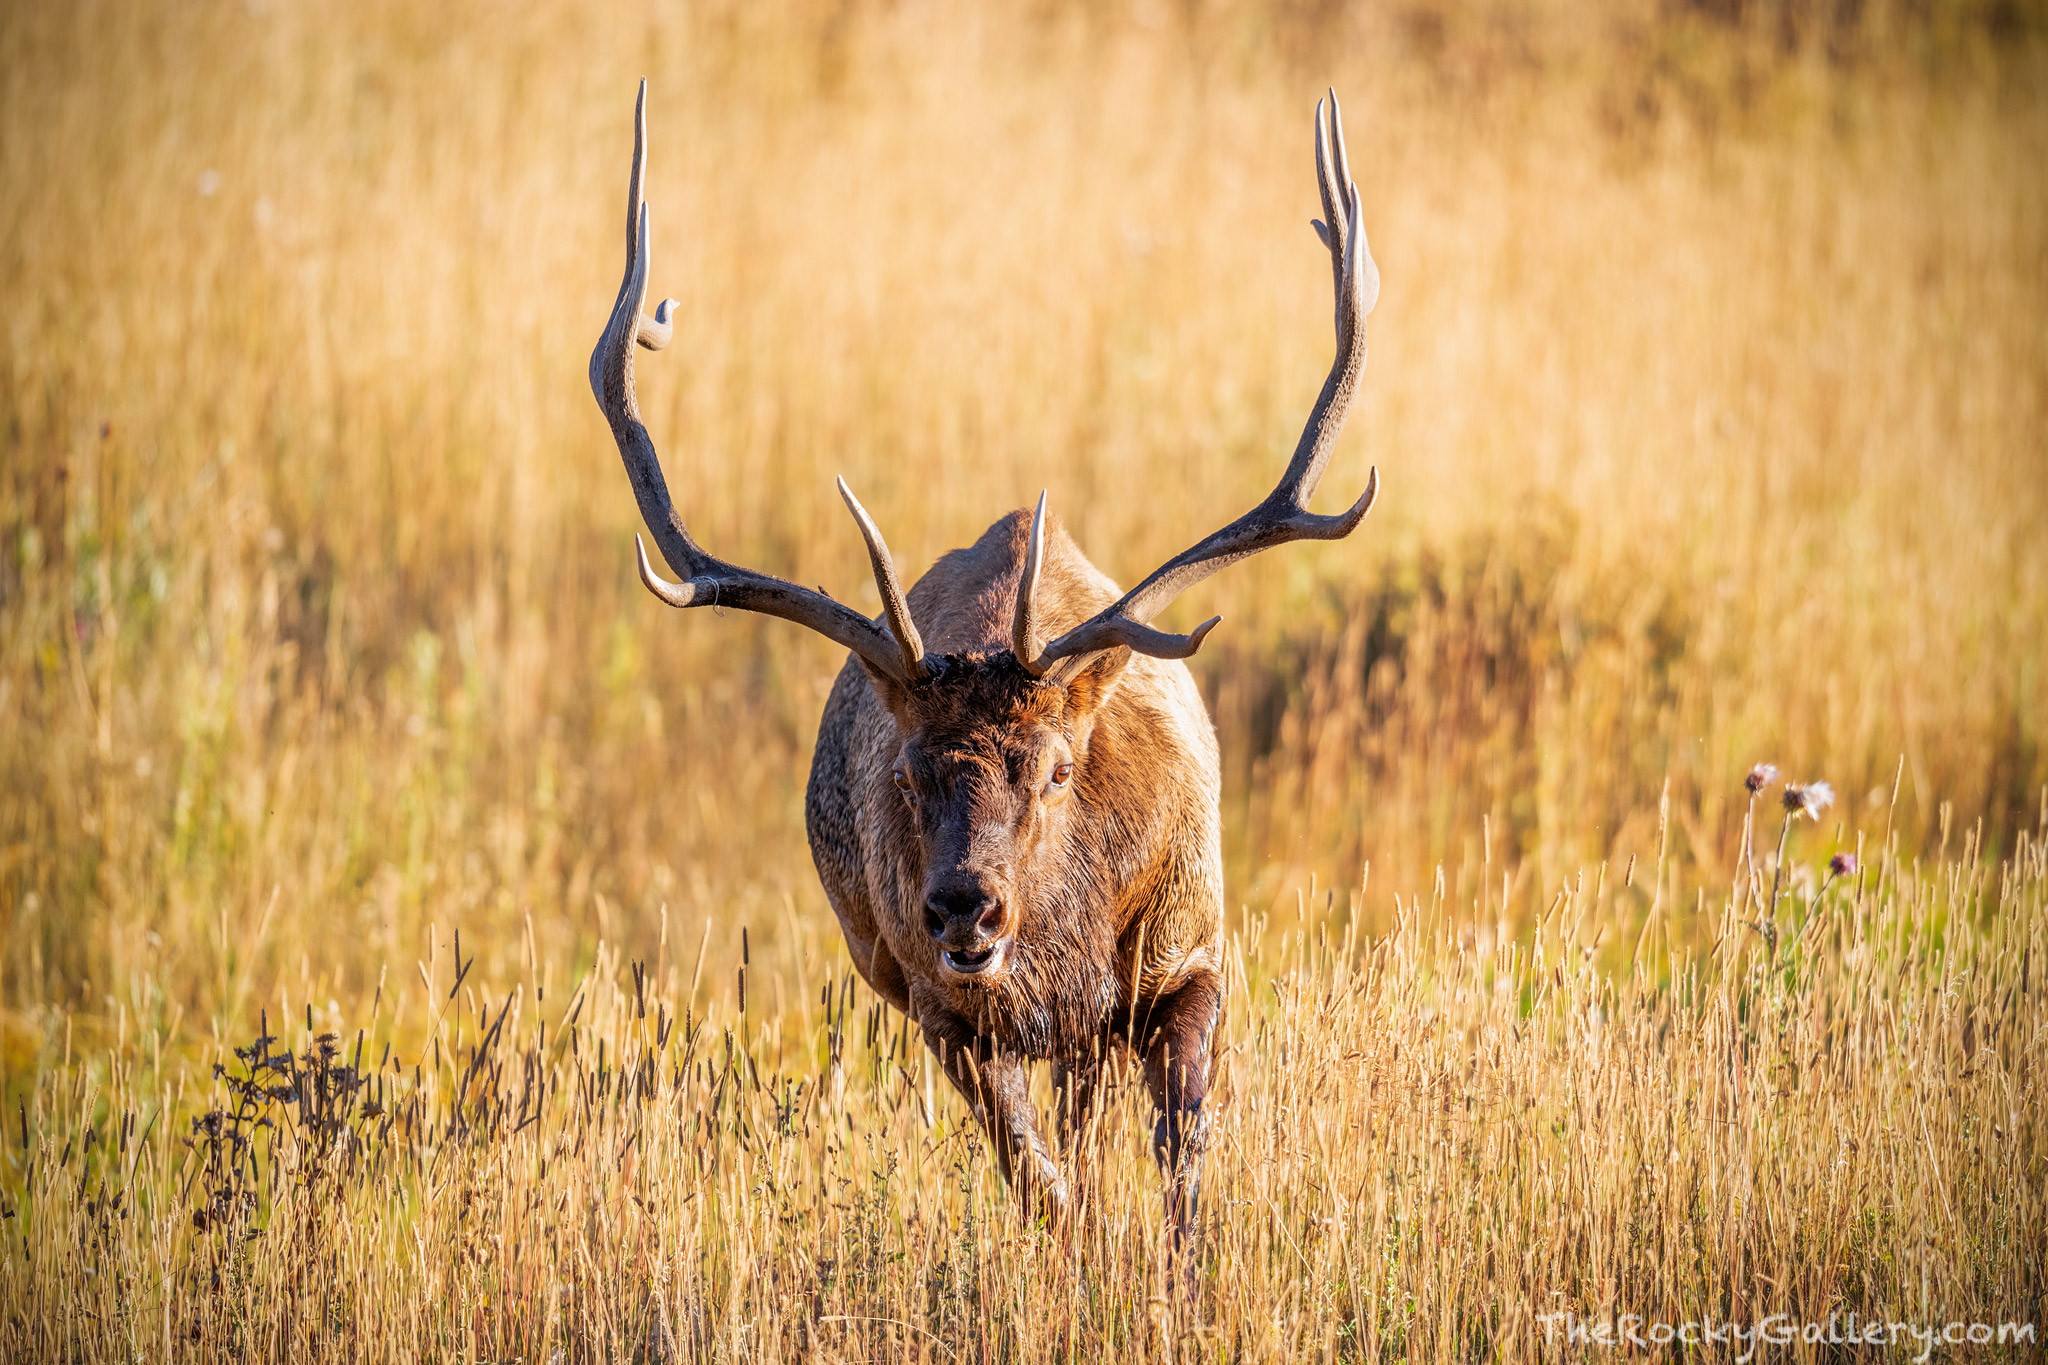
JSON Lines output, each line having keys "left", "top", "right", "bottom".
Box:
{"left": 896, "top": 652, "right": 1069, "bottom": 742}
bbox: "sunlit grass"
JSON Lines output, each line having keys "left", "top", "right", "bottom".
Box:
{"left": 5, "top": 800, "right": 2043, "bottom": 1359}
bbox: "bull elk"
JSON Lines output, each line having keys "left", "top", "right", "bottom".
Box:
{"left": 591, "top": 82, "right": 1379, "bottom": 1249}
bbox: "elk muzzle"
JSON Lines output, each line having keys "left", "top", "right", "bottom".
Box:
{"left": 923, "top": 871, "right": 1011, "bottom": 978}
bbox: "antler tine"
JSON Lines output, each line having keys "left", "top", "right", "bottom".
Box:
{"left": 1035, "top": 610, "right": 1223, "bottom": 673}
{"left": 592, "top": 81, "right": 923, "bottom": 684}
{"left": 637, "top": 298, "right": 677, "bottom": 351}
{"left": 1311, "top": 96, "right": 1341, "bottom": 286}
{"left": 1013, "top": 493, "right": 1048, "bottom": 674}
{"left": 1314, "top": 90, "right": 1365, "bottom": 348}
{"left": 635, "top": 532, "right": 693, "bottom": 607}
{"left": 1027, "top": 91, "right": 1381, "bottom": 688}
{"left": 838, "top": 478, "right": 928, "bottom": 679}
{"left": 603, "top": 80, "right": 680, "bottom": 355}
{"left": 1014, "top": 491, "right": 1222, "bottom": 676}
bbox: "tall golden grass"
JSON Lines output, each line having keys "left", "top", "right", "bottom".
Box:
{"left": 2, "top": 0, "right": 2044, "bottom": 1357}
{"left": 5, "top": 807, "right": 2045, "bottom": 1359}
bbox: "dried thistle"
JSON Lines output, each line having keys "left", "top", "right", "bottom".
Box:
{"left": 1745, "top": 763, "right": 1779, "bottom": 795}
{"left": 1782, "top": 780, "right": 1835, "bottom": 820}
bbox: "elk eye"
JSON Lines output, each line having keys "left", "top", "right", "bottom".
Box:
{"left": 892, "top": 769, "right": 911, "bottom": 793}
{"left": 1050, "top": 762, "right": 1073, "bottom": 789}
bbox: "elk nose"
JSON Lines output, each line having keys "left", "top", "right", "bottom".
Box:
{"left": 923, "top": 882, "right": 1004, "bottom": 946}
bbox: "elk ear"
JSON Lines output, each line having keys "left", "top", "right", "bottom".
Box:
{"left": 856, "top": 656, "right": 916, "bottom": 725}
{"left": 1058, "top": 646, "right": 1133, "bottom": 725}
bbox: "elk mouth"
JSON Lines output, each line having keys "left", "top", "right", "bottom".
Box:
{"left": 940, "top": 940, "right": 1006, "bottom": 979}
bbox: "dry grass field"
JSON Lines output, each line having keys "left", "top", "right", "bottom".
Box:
{"left": 2, "top": 0, "right": 2045, "bottom": 1358}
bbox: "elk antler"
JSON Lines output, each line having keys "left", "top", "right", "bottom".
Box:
{"left": 1014, "top": 90, "right": 1380, "bottom": 687}
{"left": 593, "top": 80, "right": 927, "bottom": 684}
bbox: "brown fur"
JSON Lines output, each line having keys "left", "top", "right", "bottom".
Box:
{"left": 804, "top": 508, "right": 1223, "bottom": 1225}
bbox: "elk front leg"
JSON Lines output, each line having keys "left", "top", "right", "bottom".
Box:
{"left": 925, "top": 1022, "right": 1066, "bottom": 1221}
{"left": 1139, "top": 971, "right": 1220, "bottom": 1254}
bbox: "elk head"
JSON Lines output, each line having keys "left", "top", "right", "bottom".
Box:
{"left": 859, "top": 606, "right": 1132, "bottom": 988}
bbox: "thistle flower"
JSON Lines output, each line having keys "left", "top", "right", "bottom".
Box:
{"left": 1781, "top": 780, "right": 1835, "bottom": 820}
{"left": 1829, "top": 851, "right": 1857, "bottom": 877}
{"left": 1744, "top": 763, "right": 1779, "bottom": 795}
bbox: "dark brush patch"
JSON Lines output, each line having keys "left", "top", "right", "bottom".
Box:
{"left": 902, "top": 651, "right": 1067, "bottom": 737}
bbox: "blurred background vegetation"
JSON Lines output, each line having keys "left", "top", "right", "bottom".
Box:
{"left": 2, "top": 0, "right": 2044, "bottom": 1071}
